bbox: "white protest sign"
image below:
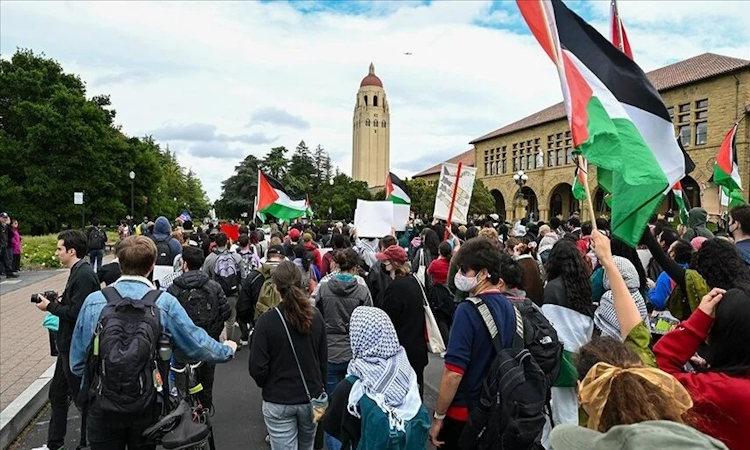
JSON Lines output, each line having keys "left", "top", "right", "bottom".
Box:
{"left": 433, "top": 163, "right": 477, "bottom": 225}
{"left": 392, "top": 204, "right": 410, "bottom": 231}
{"left": 74, "top": 192, "right": 84, "bottom": 205}
{"left": 354, "top": 200, "right": 394, "bottom": 238}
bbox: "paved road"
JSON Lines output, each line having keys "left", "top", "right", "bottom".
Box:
{"left": 10, "top": 347, "right": 444, "bottom": 450}
{"left": 0, "top": 269, "right": 67, "bottom": 295}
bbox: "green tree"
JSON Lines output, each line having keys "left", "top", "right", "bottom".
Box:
{"left": 285, "top": 140, "right": 316, "bottom": 193}
{"left": 262, "top": 146, "right": 289, "bottom": 180}
{"left": 327, "top": 173, "right": 371, "bottom": 220}
{"left": 468, "top": 179, "right": 495, "bottom": 217}
{"left": 406, "top": 178, "right": 438, "bottom": 218}
{"left": 215, "top": 154, "right": 261, "bottom": 219}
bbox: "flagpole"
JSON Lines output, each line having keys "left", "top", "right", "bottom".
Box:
{"left": 445, "top": 162, "right": 463, "bottom": 241}
{"left": 612, "top": 0, "right": 625, "bottom": 52}
{"left": 578, "top": 155, "right": 598, "bottom": 231}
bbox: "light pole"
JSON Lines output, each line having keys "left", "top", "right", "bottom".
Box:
{"left": 129, "top": 171, "right": 136, "bottom": 219}
{"left": 513, "top": 170, "right": 528, "bottom": 220}
{"left": 328, "top": 178, "right": 334, "bottom": 220}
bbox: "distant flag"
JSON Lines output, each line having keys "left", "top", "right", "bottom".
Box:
{"left": 671, "top": 181, "right": 689, "bottom": 225}
{"left": 305, "top": 195, "right": 314, "bottom": 219}
{"left": 517, "top": 0, "right": 691, "bottom": 246}
{"left": 610, "top": 0, "right": 633, "bottom": 59}
{"left": 713, "top": 122, "right": 746, "bottom": 207}
{"left": 256, "top": 171, "right": 308, "bottom": 220}
{"left": 572, "top": 157, "right": 588, "bottom": 201}
{"left": 177, "top": 211, "right": 191, "bottom": 223}
{"left": 385, "top": 172, "right": 411, "bottom": 205}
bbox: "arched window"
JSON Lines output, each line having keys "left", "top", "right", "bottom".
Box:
{"left": 373, "top": 95, "right": 378, "bottom": 107}
{"left": 373, "top": 120, "right": 378, "bottom": 127}
{"left": 366, "top": 119, "right": 370, "bottom": 126}
{"left": 382, "top": 120, "right": 386, "bottom": 128}
{"left": 364, "top": 95, "right": 368, "bottom": 106}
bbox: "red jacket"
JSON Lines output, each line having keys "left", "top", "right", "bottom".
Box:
{"left": 654, "top": 308, "right": 750, "bottom": 450}
{"left": 304, "top": 241, "right": 322, "bottom": 273}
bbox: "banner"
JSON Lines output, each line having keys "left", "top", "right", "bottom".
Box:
{"left": 220, "top": 223, "right": 240, "bottom": 242}
{"left": 433, "top": 163, "right": 477, "bottom": 225}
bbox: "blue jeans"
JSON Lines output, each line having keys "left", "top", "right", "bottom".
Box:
{"left": 89, "top": 249, "right": 104, "bottom": 272}
{"left": 262, "top": 401, "right": 317, "bottom": 450}
{"left": 325, "top": 361, "right": 349, "bottom": 450}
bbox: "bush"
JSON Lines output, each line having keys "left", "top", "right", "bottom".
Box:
{"left": 19, "top": 230, "right": 119, "bottom": 270}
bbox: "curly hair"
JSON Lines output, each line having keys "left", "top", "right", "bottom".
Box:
{"left": 692, "top": 238, "right": 750, "bottom": 290}
{"left": 545, "top": 239, "right": 592, "bottom": 314}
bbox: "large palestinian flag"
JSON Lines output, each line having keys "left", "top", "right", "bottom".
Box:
{"left": 256, "top": 171, "right": 308, "bottom": 220}
{"left": 714, "top": 122, "right": 745, "bottom": 207}
{"left": 517, "top": 0, "right": 690, "bottom": 246}
{"left": 385, "top": 172, "right": 411, "bottom": 205}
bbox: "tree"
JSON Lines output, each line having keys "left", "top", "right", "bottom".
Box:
{"left": 285, "top": 140, "right": 316, "bottom": 193}
{"left": 406, "top": 178, "right": 438, "bottom": 218}
{"left": 312, "top": 144, "right": 327, "bottom": 187}
{"left": 262, "top": 146, "right": 289, "bottom": 180}
{"left": 468, "top": 179, "right": 495, "bottom": 217}
{"left": 215, "top": 154, "right": 261, "bottom": 219}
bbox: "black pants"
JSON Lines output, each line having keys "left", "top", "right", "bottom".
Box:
{"left": 48, "top": 351, "right": 86, "bottom": 449}
{"left": 87, "top": 404, "right": 159, "bottom": 450}
{"left": 12, "top": 253, "right": 20, "bottom": 271}
{"left": 415, "top": 368, "right": 424, "bottom": 399}
{"left": 0, "top": 247, "right": 12, "bottom": 275}
{"left": 437, "top": 417, "right": 466, "bottom": 450}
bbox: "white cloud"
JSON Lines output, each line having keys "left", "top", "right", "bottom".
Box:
{"left": 2, "top": 0, "right": 748, "bottom": 202}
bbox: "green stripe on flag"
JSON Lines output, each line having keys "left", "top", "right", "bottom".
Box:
{"left": 388, "top": 196, "right": 410, "bottom": 205}
{"left": 579, "top": 97, "right": 669, "bottom": 247}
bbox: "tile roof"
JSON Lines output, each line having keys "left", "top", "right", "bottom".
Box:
{"left": 469, "top": 53, "right": 750, "bottom": 144}
{"left": 412, "top": 148, "right": 475, "bottom": 178}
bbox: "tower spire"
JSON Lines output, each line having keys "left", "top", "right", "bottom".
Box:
{"left": 369, "top": 62, "right": 375, "bottom": 75}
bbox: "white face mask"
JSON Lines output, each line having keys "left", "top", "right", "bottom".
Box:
{"left": 454, "top": 272, "right": 480, "bottom": 293}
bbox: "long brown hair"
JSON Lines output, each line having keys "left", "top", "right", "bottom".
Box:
{"left": 273, "top": 261, "right": 314, "bottom": 333}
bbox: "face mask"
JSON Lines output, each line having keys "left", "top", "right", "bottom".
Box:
{"left": 454, "top": 272, "right": 480, "bottom": 293}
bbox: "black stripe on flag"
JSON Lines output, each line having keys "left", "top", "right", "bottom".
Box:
{"left": 550, "top": 0, "right": 670, "bottom": 123}
{"left": 389, "top": 172, "right": 410, "bottom": 196}
{"left": 263, "top": 173, "right": 305, "bottom": 201}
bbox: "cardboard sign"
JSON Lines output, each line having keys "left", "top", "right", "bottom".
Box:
{"left": 433, "top": 163, "right": 477, "bottom": 225}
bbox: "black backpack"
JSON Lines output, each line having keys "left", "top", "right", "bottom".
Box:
{"left": 86, "top": 288, "right": 161, "bottom": 414}
{"left": 155, "top": 239, "right": 175, "bottom": 266}
{"left": 178, "top": 286, "right": 222, "bottom": 337}
{"left": 459, "top": 297, "right": 561, "bottom": 450}
{"left": 89, "top": 227, "right": 107, "bottom": 250}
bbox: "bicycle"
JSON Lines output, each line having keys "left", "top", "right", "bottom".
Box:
{"left": 142, "top": 335, "right": 217, "bottom": 450}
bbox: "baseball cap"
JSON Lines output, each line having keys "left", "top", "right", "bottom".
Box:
{"left": 375, "top": 245, "right": 407, "bottom": 265}
{"left": 0, "top": 212, "right": 8, "bottom": 218}
{"left": 550, "top": 421, "right": 727, "bottom": 450}
{"left": 288, "top": 228, "right": 301, "bottom": 240}
{"left": 267, "top": 245, "right": 284, "bottom": 257}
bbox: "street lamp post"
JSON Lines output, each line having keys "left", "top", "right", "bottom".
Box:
{"left": 512, "top": 170, "right": 529, "bottom": 220}
{"left": 129, "top": 171, "right": 136, "bottom": 219}
{"left": 328, "top": 178, "right": 334, "bottom": 220}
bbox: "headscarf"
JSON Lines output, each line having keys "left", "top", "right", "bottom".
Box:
{"left": 594, "top": 256, "right": 649, "bottom": 339}
{"left": 347, "top": 307, "right": 421, "bottom": 431}
{"left": 579, "top": 362, "right": 693, "bottom": 432}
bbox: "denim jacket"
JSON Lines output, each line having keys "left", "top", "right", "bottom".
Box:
{"left": 70, "top": 276, "right": 233, "bottom": 378}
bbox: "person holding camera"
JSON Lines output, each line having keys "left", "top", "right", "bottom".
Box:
{"left": 33, "top": 230, "right": 100, "bottom": 450}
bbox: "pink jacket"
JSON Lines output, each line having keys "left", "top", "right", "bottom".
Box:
{"left": 11, "top": 228, "right": 21, "bottom": 254}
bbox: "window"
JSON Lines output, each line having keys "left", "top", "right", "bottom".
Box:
{"left": 547, "top": 150, "right": 554, "bottom": 167}
{"left": 513, "top": 143, "right": 518, "bottom": 150}
{"left": 679, "top": 125, "right": 691, "bottom": 147}
{"left": 502, "top": 147, "right": 507, "bottom": 174}
{"left": 667, "top": 106, "right": 674, "bottom": 120}
{"left": 364, "top": 95, "right": 368, "bottom": 106}
{"left": 556, "top": 132, "right": 563, "bottom": 140}
{"left": 696, "top": 110, "right": 708, "bottom": 120}
{"left": 696, "top": 99, "right": 708, "bottom": 109}
{"left": 566, "top": 148, "right": 573, "bottom": 165}
{"left": 678, "top": 113, "right": 690, "bottom": 123}
{"left": 527, "top": 154, "right": 533, "bottom": 170}
{"left": 696, "top": 122, "right": 708, "bottom": 145}
{"left": 679, "top": 103, "right": 690, "bottom": 113}
{"left": 485, "top": 163, "right": 490, "bottom": 175}
{"left": 513, "top": 157, "right": 518, "bottom": 172}
{"left": 373, "top": 95, "right": 378, "bottom": 107}
{"left": 382, "top": 120, "right": 386, "bottom": 128}
{"left": 373, "top": 120, "right": 378, "bottom": 127}
{"left": 365, "top": 119, "right": 370, "bottom": 126}
{"left": 519, "top": 156, "right": 525, "bottom": 170}
{"left": 557, "top": 149, "right": 564, "bottom": 166}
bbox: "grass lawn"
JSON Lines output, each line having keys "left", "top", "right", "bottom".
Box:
{"left": 20, "top": 231, "right": 118, "bottom": 270}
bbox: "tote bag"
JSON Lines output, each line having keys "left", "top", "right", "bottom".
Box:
{"left": 413, "top": 275, "right": 446, "bottom": 354}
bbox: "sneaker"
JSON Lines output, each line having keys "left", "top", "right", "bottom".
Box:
{"left": 265, "top": 435, "right": 271, "bottom": 444}
{"left": 240, "top": 340, "right": 249, "bottom": 346}
{"left": 6, "top": 273, "right": 18, "bottom": 278}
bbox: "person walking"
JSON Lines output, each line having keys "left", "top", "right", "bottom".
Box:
{"left": 0, "top": 213, "right": 17, "bottom": 278}
{"left": 249, "top": 261, "right": 327, "bottom": 450}
{"left": 11, "top": 218, "right": 21, "bottom": 272}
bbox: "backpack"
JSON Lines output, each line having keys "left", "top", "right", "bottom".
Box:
{"left": 178, "top": 286, "right": 222, "bottom": 337}
{"left": 459, "top": 297, "right": 561, "bottom": 450}
{"left": 213, "top": 251, "right": 241, "bottom": 296}
{"left": 254, "top": 275, "right": 281, "bottom": 320}
{"left": 348, "top": 375, "right": 430, "bottom": 450}
{"left": 86, "top": 288, "right": 161, "bottom": 414}
{"left": 239, "top": 249, "right": 261, "bottom": 277}
{"left": 238, "top": 270, "right": 265, "bottom": 322}
{"left": 155, "top": 239, "right": 175, "bottom": 266}
{"left": 89, "top": 227, "right": 107, "bottom": 249}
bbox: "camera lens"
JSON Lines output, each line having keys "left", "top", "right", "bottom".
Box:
{"left": 31, "top": 294, "right": 41, "bottom": 304}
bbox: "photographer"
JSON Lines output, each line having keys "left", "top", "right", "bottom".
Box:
{"left": 33, "top": 230, "right": 100, "bottom": 450}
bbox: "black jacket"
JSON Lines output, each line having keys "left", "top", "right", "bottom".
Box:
{"left": 322, "top": 377, "right": 360, "bottom": 450}
{"left": 167, "top": 270, "right": 231, "bottom": 339}
{"left": 366, "top": 263, "right": 392, "bottom": 309}
{"left": 382, "top": 275, "right": 428, "bottom": 371}
{"left": 249, "top": 307, "right": 327, "bottom": 405}
{"left": 46, "top": 259, "right": 100, "bottom": 353}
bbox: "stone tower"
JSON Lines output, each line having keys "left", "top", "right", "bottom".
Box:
{"left": 352, "top": 63, "right": 390, "bottom": 188}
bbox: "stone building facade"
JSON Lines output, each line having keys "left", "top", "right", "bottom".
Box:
{"left": 467, "top": 53, "right": 750, "bottom": 222}
{"left": 352, "top": 63, "right": 390, "bottom": 188}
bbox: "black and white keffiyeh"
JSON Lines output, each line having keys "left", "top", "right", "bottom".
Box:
{"left": 594, "top": 256, "right": 649, "bottom": 339}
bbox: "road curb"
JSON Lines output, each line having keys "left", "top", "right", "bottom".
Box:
{"left": 0, "top": 362, "right": 56, "bottom": 450}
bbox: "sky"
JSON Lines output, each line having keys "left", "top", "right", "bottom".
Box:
{"left": 2, "top": 0, "right": 749, "bottom": 201}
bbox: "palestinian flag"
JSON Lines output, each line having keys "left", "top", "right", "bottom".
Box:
{"left": 385, "top": 172, "right": 411, "bottom": 205}
{"left": 713, "top": 122, "right": 745, "bottom": 207}
{"left": 256, "top": 171, "right": 308, "bottom": 220}
{"left": 305, "top": 195, "right": 314, "bottom": 219}
{"left": 572, "top": 157, "right": 587, "bottom": 200}
{"left": 610, "top": 0, "right": 633, "bottom": 59}
{"left": 672, "top": 181, "right": 689, "bottom": 225}
{"left": 517, "top": 0, "right": 691, "bottom": 247}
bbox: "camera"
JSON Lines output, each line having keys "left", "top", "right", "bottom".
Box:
{"left": 31, "top": 291, "right": 58, "bottom": 304}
